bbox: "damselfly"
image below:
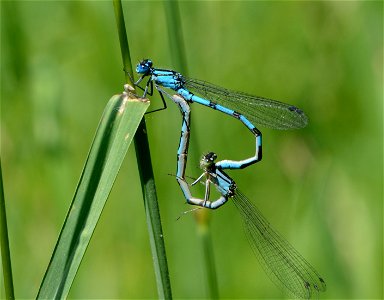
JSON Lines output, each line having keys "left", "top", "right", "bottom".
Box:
{"left": 135, "top": 59, "right": 308, "bottom": 171}
{"left": 190, "top": 151, "right": 326, "bottom": 299}
{"left": 170, "top": 94, "right": 233, "bottom": 208}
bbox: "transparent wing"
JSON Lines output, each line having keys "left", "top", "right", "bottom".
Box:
{"left": 233, "top": 190, "right": 326, "bottom": 299}
{"left": 184, "top": 78, "right": 308, "bottom": 130}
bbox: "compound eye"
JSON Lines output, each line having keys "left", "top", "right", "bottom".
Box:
{"left": 206, "top": 152, "right": 217, "bottom": 162}
{"left": 142, "top": 59, "right": 152, "bottom": 68}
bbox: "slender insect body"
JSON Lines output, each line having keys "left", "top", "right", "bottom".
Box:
{"left": 133, "top": 60, "right": 324, "bottom": 298}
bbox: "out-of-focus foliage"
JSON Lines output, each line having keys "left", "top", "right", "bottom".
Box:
{"left": 1, "top": 1, "right": 382, "bottom": 299}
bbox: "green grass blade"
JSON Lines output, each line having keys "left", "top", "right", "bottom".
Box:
{"left": 134, "top": 120, "right": 172, "bottom": 299}
{"left": 113, "top": 0, "right": 134, "bottom": 85}
{"left": 0, "top": 158, "right": 15, "bottom": 299}
{"left": 113, "top": 1, "right": 173, "bottom": 298}
{"left": 36, "top": 92, "right": 149, "bottom": 299}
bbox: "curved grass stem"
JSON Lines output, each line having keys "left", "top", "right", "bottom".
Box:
{"left": 0, "top": 158, "right": 15, "bottom": 299}
{"left": 113, "top": 1, "right": 172, "bottom": 298}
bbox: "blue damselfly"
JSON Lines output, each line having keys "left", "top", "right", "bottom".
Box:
{"left": 190, "top": 152, "right": 326, "bottom": 299}
{"left": 135, "top": 59, "right": 307, "bottom": 171}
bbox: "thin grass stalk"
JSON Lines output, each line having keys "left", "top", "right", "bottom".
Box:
{"left": 113, "top": 0, "right": 134, "bottom": 85}
{"left": 163, "top": 0, "right": 188, "bottom": 75}
{"left": 0, "top": 158, "right": 15, "bottom": 299}
{"left": 163, "top": 1, "right": 219, "bottom": 298}
{"left": 113, "top": 1, "right": 172, "bottom": 298}
{"left": 197, "top": 214, "right": 219, "bottom": 299}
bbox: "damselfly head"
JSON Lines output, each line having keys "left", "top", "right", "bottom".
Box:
{"left": 200, "top": 152, "right": 217, "bottom": 171}
{"left": 136, "top": 59, "right": 153, "bottom": 75}
{"left": 205, "top": 152, "right": 217, "bottom": 162}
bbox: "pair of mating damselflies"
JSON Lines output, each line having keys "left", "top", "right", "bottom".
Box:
{"left": 132, "top": 59, "right": 326, "bottom": 299}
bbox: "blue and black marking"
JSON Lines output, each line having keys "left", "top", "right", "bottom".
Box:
{"left": 137, "top": 60, "right": 324, "bottom": 299}
{"left": 196, "top": 152, "right": 326, "bottom": 299}
{"left": 170, "top": 94, "right": 234, "bottom": 209}
{"left": 135, "top": 58, "right": 301, "bottom": 170}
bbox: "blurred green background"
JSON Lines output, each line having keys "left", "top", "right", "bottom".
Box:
{"left": 1, "top": 1, "right": 382, "bottom": 299}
